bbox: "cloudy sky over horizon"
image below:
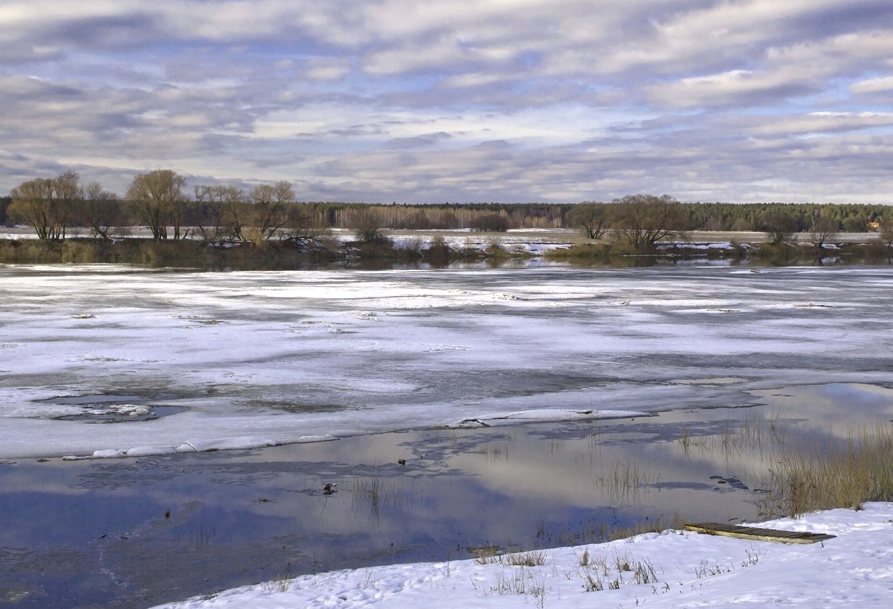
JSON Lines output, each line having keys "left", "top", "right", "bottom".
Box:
{"left": 1, "top": 0, "right": 892, "bottom": 204}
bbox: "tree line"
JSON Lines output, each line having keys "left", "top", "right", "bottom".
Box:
{"left": 5, "top": 169, "right": 892, "bottom": 242}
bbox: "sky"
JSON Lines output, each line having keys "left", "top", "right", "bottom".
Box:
{"left": 1, "top": 0, "right": 892, "bottom": 204}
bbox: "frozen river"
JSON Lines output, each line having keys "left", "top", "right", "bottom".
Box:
{"left": 4, "top": 264, "right": 893, "bottom": 607}
{"left": 2, "top": 264, "right": 893, "bottom": 460}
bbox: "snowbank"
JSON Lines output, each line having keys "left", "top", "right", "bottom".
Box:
{"left": 155, "top": 502, "right": 893, "bottom": 608}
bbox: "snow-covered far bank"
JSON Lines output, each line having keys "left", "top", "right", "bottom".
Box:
{"left": 2, "top": 265, "right": 893, "bottom": 460}
{"left": 154, "top": 502, "right": 893, "bottom": 608}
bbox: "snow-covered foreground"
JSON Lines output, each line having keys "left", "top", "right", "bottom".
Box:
{"left": 2, "top": 264, "right": 893, "bottom": 460}
{"left": 156, "top": 502, "right": 893, "bottom": 608}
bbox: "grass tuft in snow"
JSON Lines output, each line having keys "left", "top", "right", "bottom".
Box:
{"left": 473, "top": 549, "right": 547, "bottom": 567}
{"left": 574, "top": 549, "right": 658, "bottom": 593}
{"left": 693, "top": 545, "right": 764, "bottom": 580}
{"left": 485, "top": 569, "right": 547, "bottom": 607}
{"left": 260, "top": 562, "right": 292, "bottom": 593}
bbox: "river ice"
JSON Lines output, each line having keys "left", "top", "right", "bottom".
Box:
{"left": 4, "top": 263, "right": 893, "bottom": 608}
{"left": 1, "top": 264, "right": 892, "bottom": 460}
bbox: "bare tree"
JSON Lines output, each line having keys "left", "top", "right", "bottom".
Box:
{"left": 808, "top": 216, "right": 838, "bottom": 249}
{"left": 567, "top": 203, "right": 609, "bottom": 239}
{"left": 250, "top": 181, "right": 294, "bottom": 240}
{"left": 53, "top": 170, "right": 82, "bottom": 239}
{"left": 193, "top": 185, "right": 224, "bottom": 241}
{"left": 220, "top": 186, "right": 248, "bottom": 241}
{"left": 8, "top": 171, "right": 83, "bottom": 240}
{"left": 609, "top": 194, "right": 685, "bottom": 248}
{"left": 193, "top": 185, "right": 246, "bottom": 241}
{"left": 126, "top": 170, "right": 187, "bottom": 240}
{"left": 764, "top": 212, "right": 799, "bottom": 245}
{"left": 353, "top": 209, "right": 390, "bottom": 244}
{"left": 282, "top": 205, "right": 334, "bottom": 252}
{"left": 9, "top": 178, "right": 58, "bottom": 240}
{"left": 877, "top": 218, "right": 893, "bottom": 249}
{"left": 79, "top": 182, "right": 123, "bottom": 240}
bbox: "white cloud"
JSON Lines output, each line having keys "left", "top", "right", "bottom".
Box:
{"left": 747, "top": 112, "right": 893, "bottom": 137}
{"left": 648, "top": 68, "right": 815, "bottom": 108}
{"left": 304, "top": 60, "right": 351, "bottom": 81}
{"left": 1, "top": 1, "right": 893, "bottom": 202}
{"left": 851, "top": 75, "right": 893, "bottom": 94}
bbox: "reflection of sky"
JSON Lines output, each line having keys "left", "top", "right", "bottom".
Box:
{"left": 4, "top": 390, "right": 893, "bottom": 606}
{"left": 756, "top": 383, "right": 893, "bottom": 430}
{"left": 3, "top": 266, "right": 893, "bottom": 459}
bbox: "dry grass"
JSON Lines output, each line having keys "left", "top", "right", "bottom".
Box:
{"left": 471, "top": 549, "right": 549, "bottom": 608}
{"left": 600, "top": 515, "right": 687, "bottom": 542}
{"left": 575, "top": 549, "right": 658, "bottom": 592}
{"left": 474, "top": 549, "right": 547, "bottom": 567}
{"left": 765, "top": 424, "right": 893, "bottom": 516}
{"left": 592, "top": 459, "right": 659, "bottom": 501}
{"left": 504, "top": 550, "right": 548, "bottom": 567}
{"left": 260, "top": 562, "right": 292, "bottom": 593}
{"left": 486, "top": 569, "right": 547, "bottom": 608}
{"left": 675, "top": 410, "right": 893, "bottom": 518}
{"left": 349, "top": 475, "right": 419, "bottom": 519}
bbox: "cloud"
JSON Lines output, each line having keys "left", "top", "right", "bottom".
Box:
{"left": 386, "top": 132, "right": 453, "bottom": 150}
{"left": 1, "top": 1, "right": 892, "bottom": 202}
{"left": 851, "top": 75, "right": 893, "bottom": 94}
{"left": 304, "top": 59, "right": 352, "bottom": 81}
{"left": 746, "top": 112, "right": 893, "bottom": 137}
{"left": 647, "top": 69, "right": 821, "bottom": 109}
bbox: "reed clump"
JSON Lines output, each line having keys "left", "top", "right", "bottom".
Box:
{"left": 675, "top": 411, "right": 893, "bottom": 518}
{"left": 475, "top": 550, "right": 548, "bottom": 567}
{"left": 575, "top": 549, "right": 658, "bottom": 593}
{"left": 592, "top": 459, "right": 659, "bottom": 502}
{"left": 767, "top": 424, "right": 893, "bottom": 517}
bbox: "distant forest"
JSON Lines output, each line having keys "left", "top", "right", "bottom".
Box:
{"left": 4, "top": 196, "right": 891, "bottom": 236}
{"left": 2, "top": 170, "right": 891, "bottom": 240}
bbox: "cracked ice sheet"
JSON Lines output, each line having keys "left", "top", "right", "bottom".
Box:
{"left": 1, "top": 264, "right": 892, "bottom": 460}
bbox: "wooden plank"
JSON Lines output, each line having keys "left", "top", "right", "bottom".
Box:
{"left": 684, "top": 522, "right": 836, "bottom": 544}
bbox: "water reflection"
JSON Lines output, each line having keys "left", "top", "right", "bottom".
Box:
{"left": 1, "top": 382, "right": 892, "bottom": 608}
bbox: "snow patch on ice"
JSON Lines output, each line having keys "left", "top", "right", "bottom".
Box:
{"left": 451, "top": 408, "right": 648, "bottom": 428}
{"left": 62, "top": 434, "right": 340, "bottom": 461}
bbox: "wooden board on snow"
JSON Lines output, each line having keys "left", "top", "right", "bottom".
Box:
{"left": 684, "top": 522, "right": 836, "bottom": 544}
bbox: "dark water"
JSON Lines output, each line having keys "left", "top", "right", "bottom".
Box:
{"left": 7, "top": 383, "right": 891, "bottom": 609}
